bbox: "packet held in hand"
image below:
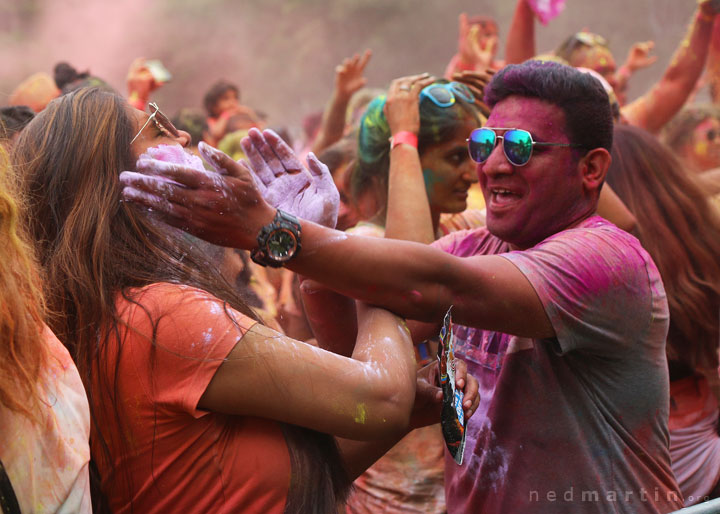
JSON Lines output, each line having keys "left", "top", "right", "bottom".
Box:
{"left": 438, "top": 307, "right": 466, "bottom": 465}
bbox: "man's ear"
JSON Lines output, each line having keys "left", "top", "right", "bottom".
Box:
{"left": 577, "top": 148, "right": 611, "bottom": 194}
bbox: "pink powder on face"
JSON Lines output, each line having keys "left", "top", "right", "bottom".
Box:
{"left": 140, "top": 144, "right": 205, "bottom": 171}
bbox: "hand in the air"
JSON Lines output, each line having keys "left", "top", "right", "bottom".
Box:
{"left": 335, "top": 49, "right": 372, "bottom": 100}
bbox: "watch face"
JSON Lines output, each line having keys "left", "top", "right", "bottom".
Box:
{"left": 267, "top": 228, "right": 298, "bottom": 261}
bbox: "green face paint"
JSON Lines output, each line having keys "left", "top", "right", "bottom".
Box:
{"left": 422, "top": 168, "right": 442, "bottom": 197}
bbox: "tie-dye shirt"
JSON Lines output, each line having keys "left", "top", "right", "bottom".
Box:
{"left": 433, "top": 216, "right": 682, "bottom": 514}
{"left": 0, "top": 327, "right": 91, "bottom": 513}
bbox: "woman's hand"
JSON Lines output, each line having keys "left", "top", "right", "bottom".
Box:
{"left": 409, "top": 358, "right": 480, "bottom": 430}
{"left": 384, "top": 73, "right": 436, "bottom": 136}
{"left": 452, "top": 69, "right": 495, "bottom": 117}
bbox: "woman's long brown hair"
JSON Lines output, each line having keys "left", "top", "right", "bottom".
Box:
{"left": 13, "top": 88, "right": 349, "bottom": 513}
{"left": 606, "top": 124, "right": 720, "bottom": 371}
{"left": 0, "top": 144, "right": 48, "bottom": 422}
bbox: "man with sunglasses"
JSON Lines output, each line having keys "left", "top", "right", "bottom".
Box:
{"left": 121, "top": 61, "right": 682, "bottom": 513}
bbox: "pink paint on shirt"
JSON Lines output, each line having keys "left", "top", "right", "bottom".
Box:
{"left": 432, "top": 216, "right": 682, "bottom": 513}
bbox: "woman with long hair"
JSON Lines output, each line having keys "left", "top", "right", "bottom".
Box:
{"left": 606, "top": 123, "right": 720, "bottom": 505}
{"left": 0, "top": 146, "right": 91, "bottom": 511}
{"left": 13, "top": 87, "right": 477, "bottom": 513}
{"left": 344, "top": 76, "right": 483, "bottom": 513}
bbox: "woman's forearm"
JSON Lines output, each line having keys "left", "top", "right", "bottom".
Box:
{"left": 384, "top": 145, "right": 435, "bottom": 243}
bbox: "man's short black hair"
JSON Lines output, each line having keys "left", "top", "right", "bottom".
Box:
{"left": 484, "top": 60, "right": 613, "bottom": 153}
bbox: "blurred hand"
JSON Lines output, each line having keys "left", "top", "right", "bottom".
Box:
{"left": 700, "top": 0, "right": 720, "bottom": 16}
{"left": 126, "top": 58, "right": 160, "bottom": 99}
{"left": 384, "top": 73, "right": 435, "bottom": 136}
{"left": 452, "top": 69, "right": 495, "bottom": 115}
{"left": 335, "top": 49, "right": 372, "bottom": 100}
{"left": 458, "top": 13, "right": 497, "bottom": 69}
{"left": 624, "top": 41, "right": 657, "bottom": 72}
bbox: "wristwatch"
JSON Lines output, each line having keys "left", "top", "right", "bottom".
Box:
{"left": 250, "top": 210, "right": 302, "bottom": 267}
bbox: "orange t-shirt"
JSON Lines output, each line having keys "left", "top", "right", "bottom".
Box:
{"left": 92, "top": 282, "right": 290, "bottom": 513}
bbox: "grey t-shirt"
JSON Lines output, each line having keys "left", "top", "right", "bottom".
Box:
{"left": 435, "top": 216, "right": 682, "bottom": 513}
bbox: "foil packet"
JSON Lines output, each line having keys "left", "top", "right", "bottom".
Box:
{"left": 438, "top": 307, "right": 466, "bottom": 465}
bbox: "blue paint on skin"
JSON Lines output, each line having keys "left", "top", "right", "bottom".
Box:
{"left": 422, "top": 167, "right": 441, "bottom": 197}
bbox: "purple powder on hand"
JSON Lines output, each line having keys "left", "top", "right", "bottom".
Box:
{"left": 139, "top": 144, "right": 205, "bottom": 171}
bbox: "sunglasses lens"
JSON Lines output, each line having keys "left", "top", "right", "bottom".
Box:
{"left": 425, "top": 85, "right": 454, "bottom": 107}
{"left": 468, "top": 128, "right": 496, "bottom": 163}
{"left": 450, "top": 82, "right": 474, "bottom": 103}
{"left": 503, "top": 130, "right": 533, "bottom": 166}
{"left": 708, "top": 129, "right": 717, "bottom": 142}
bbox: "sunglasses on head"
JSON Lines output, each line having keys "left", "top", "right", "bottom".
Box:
{"left": 467, "top": 127, "right": 583, "bottom": 166}
{"left": 420, "top": 82, "right": 474, "bottom": 108}
{"left": 131, "top": 102, "right": 180, "bottom": 144}
{"left": 571, "top": 31, "right": 609, "bottom": 49}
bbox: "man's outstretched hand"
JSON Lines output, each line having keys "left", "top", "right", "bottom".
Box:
{"left": 240, "top": 128, "right": 339, "bottom": 229}
{"left": 120, "top": 142, "right": 274, "bottom": 249}
{"left": 119, "top": 129, "right": 340, "bottom": 249}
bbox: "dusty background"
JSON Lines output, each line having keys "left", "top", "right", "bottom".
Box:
{"left": 0, "top": 0, "right": 705, "bottom": 136}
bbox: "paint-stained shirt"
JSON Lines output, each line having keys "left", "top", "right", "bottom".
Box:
{"left": 433, "top": 215, "right": 683, "bottom": 514}
{"left": 0, "top": 327, "right": 91, "bottom": 513}
{"left": 92, "top": 283, "right": 290, "bottom": 514}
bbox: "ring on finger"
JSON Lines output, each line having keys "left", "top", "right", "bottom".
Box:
{"left": 399, "top": 85, "right": 411, "bottom": 92}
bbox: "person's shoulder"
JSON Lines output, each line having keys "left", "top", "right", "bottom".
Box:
{"left": 533, "top": 216, "right": 654, "bottom": 276}
{"left": 118, "top": 282, "right": 243, "bottom": 323}
{"left": 544, "top": 216, "right": 639, "bottom": 249}
{"left": 120, "top": 282, "right": 213, "bottom": 305}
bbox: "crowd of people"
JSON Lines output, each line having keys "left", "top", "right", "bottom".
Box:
{"left": 2, "top": 0, "right": 720, "bottom": 512}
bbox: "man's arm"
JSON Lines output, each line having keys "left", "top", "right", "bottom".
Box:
{"left": 287, "top": 223, "right": 553, "bottom": 337}
{"left": 120, "top": 134, "right": 553, "bottom": 338}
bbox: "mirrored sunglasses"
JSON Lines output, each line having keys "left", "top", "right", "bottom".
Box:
{"left": 467, "top": 127, "right": 582, "bottom": 166}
